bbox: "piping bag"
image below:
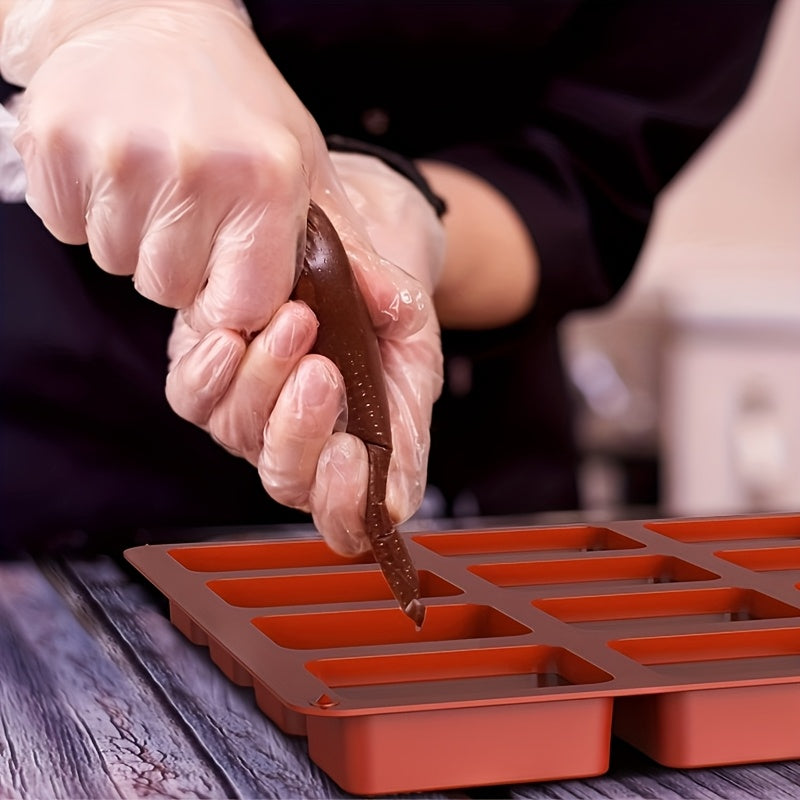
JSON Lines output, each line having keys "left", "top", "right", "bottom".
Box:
{"left": 291, "top": 201, "right": 425, "bottom": 628}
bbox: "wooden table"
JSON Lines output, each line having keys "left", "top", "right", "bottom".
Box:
{"left": 2, "top": 522, "right": 799, "bottom": 800}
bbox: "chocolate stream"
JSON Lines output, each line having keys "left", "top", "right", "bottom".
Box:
{"left": 291, "top": 201, "right": 425, "bottom": 627}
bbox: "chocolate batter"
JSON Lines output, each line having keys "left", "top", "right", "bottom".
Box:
{"left": 292, "top": 202, "right": 425, "bottom": 627}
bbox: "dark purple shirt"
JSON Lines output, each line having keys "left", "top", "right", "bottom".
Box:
{"left": 0, "top": 1, "right": 776, "bottom": 551}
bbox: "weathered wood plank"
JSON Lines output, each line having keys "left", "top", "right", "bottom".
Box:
{"left": 700, "top": 762, "right": 800, "bottom": 799}
{"left": 66, "top": 556, "right": 458, "bottom": 799}
{"left": 51, "top": 553, "right": 799, "bottom": 800}
{"left": 510, "top": 741, "right": 800, "bottom": 799}
{"left": 0, "top": 558, "right": 236, "bottom": 799}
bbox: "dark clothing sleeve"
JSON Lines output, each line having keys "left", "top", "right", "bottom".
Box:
{"left": 426, "top": 2, "right": 776, "bottom": 318}
{"left": 256, "top": 1, "right": 775, "bottom": 319}
{"left": 251, "top": 1, "right": 775, "bottom": 515}
{"left": 0, "top": 1, "right": 778, "bottom": 549}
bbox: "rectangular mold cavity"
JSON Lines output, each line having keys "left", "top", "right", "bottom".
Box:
{"left": 609, "top": 628, "right": 800, "bottom": 681}
{"left": 305, "top": 645, "right": 612, "bottom": 704}
{"left": 168, "top": 539, "right": 372, "bottom": 571}
{"left": 207, "top": 569, "right": 462, "bottom": 608}
{"left": 307, "top": 696, "right": 614, "bottom": 796}
{"left": 715, "top": 545, "right": 800, "bottom": 578}
{"left": 470, "top": 555, "right": 718, "bottom": 591}
{"left": 646, "top": 514, "right": 800, "bottom": 544}
{"left": 532, "top": 587, "right": 800, "bottom": 631}
{"left": 253, "top": 604, "right": 531, "bottom": 650}
{"left": 413, "top": 526, "right": 644, "bottom": 557}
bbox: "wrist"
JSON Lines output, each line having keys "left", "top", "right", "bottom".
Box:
{"left": 1, "top": 0, "right": 57, "bottom": 85}
{"left": 0, "top": 0, "right": 250, "bottom": 86}
{"left": 326, "top": 135, "right": 447, "bottom": 219}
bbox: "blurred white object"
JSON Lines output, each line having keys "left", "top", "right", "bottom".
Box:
{"left": 562, "top": 0, "right": 800, "bottom": 516}
{"left": 659, "top": 258, "right": 800, "bottom": 515}
{"left": 641, "top": 0, "right": 800, "bottom": 515}
{"left": 732, "top": 383, "right": 789, "bottom": 500}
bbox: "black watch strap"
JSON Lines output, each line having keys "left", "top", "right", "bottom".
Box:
{"left": 326, "top": 134, "right": 447, "bottom": 219}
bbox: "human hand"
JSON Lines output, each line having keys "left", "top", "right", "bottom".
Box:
{"left": 2, "top": 0, "right": 445, "bottom": 552}
{"left": 167, "top": 152, "right": 445, "bottom": 554}
{"left": 2, "top": 0, "right": 332, "bottom": 334}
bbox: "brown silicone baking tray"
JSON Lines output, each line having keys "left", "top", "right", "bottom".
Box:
{"left": 125, "top": 512, "right": 800, "bottom": 795}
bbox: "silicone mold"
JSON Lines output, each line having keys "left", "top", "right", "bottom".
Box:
{"left": 125, "top": 512, "right": 800, "bottom": 795}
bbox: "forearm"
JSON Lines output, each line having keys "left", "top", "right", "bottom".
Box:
{"left": 0, "top": 0, "right": 247, "bottom": 86}
{"left": 418, "top": 159, "right": 539, "bottom": 330}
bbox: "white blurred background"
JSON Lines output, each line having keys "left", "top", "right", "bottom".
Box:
{"left": 561, "top": 0, "right": 800, "bottom": 518}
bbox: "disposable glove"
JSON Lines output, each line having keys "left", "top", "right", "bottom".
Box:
{"left": 1, "top": 0, "right": 445, "bottom": 553}
{"left": 1, "top": 0, "right": 334, "bottom": 334}
{"left": 167, "top": 152, "right": 445, "bottom": 554}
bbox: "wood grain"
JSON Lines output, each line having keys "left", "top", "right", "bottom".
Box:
{"left": 1, "top": 551, "right": 797, "bottom": 799}
{"left": 0, "top": 558, "right": 235, "bottom": 799}
{"left": 509, "top": 741, "right": 800, "bottom": 799}
{"left": 63, "top": 556, "right": 354, "bottom": 800}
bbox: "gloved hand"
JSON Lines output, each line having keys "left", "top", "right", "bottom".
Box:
{"left": 167, "top": 152, "right": 445, "bottom": 554}
{"left": 1, "top": 0, "right": 333, "bottom": 334}
{"left": 1, "top": 0, "right": 445, "bottom": 554}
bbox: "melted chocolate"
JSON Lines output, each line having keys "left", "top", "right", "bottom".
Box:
{"left": 292, "top": 201, "right": 425, "bottom": 627}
